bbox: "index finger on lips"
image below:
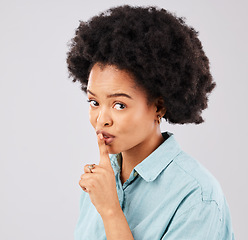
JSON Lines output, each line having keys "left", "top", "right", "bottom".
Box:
{"left": 97, "top": 133, "right": 111, "bottom": 167}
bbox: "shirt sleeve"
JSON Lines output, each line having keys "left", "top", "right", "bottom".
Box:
{"left": 162, "top": 200, "right": 234, "bottom": 240}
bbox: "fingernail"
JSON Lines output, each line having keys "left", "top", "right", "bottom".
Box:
{"left": 99, "top": 133, "right": 103, "bottom": 140}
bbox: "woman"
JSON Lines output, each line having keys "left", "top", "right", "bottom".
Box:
{"left": 67, "top": 5, "right": 234, "bottom": 240}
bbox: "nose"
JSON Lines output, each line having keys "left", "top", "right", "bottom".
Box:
{"left": 96, "top": 109, "right": 113, "bottom": 127}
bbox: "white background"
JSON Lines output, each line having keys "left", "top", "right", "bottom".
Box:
{"left": 1, "top": 0, "right": 247, "bottom": 239}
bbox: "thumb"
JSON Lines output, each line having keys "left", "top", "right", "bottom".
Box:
{"left": 97, "top": 133, "right": 111, "bottom": 167}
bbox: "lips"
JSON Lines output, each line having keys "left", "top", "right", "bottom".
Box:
{"left": 96, "top": 130, "right": 115, "bottom": 138}
{"left": 96, "top": 130, "right": 115, "bottom": 145}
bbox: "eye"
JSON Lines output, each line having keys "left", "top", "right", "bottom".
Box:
{"left": 87, "top": 99, "right": 99, "bottom": 107}
{"left": 114, "top": 102, "right": 126, "bottom": 110}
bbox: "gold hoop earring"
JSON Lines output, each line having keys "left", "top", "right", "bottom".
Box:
{"left": 158, "top": 115, "right": 162, "bottom": 124}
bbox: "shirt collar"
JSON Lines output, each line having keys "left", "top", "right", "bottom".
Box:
{"left": 109, "top": 132, "right": 182, "bottom": 182}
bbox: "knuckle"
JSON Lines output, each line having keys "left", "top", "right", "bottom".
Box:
{"left": 84, "top": 165, "right": 90, "bottom": 172}
{"left": 79, "top": 179, "right": 83, "bottom": 186}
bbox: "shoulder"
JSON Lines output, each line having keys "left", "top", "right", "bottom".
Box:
{"left": 167, "top": 150, "right": 227, "bottom": 216}
{"left": 161, "top": 151, "right": 234, "bottom": 239}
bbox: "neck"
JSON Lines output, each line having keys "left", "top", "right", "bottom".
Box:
{"left": 120, "top": 128, "right": 165, "bottom": 184}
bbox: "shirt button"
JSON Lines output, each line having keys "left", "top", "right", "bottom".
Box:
{"left": 134, "top": 171, "right": 138, "bottom": 177}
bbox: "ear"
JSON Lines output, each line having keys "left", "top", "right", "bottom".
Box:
{"left": 154, "top": 97, "right": 166, "bottom": 118}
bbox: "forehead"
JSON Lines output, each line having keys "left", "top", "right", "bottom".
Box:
{"left": 87, "top": 64, "right": 143, "bottom": 96}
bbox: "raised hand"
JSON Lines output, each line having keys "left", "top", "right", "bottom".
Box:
{"left": 79, "top": 133, "right": 120, "bottom": 217}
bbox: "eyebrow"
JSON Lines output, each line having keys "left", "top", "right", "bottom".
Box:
{"left": 87, "top": 89, "right": 133, "bottom": 99}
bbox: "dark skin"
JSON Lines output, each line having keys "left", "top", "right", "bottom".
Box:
{"left": 79, "top": 63, "right": 166, "bottom": 239}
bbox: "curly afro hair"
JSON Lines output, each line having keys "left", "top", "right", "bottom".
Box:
{"left": 67, "top": 5, "right": 216, "bottom": 124}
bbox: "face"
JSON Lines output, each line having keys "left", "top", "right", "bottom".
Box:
{"left": 87, "top": 63, "right": 161, "bottom": 154}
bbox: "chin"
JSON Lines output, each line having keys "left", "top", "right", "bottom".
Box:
{"left": 107, "top": 149, "right": 119, "bottom": 155}
{"left": 106, "top": 145, "right": 121, "bottom": 154}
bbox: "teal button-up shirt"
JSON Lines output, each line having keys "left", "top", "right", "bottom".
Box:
{"left": 74, "top": 132, "right": 234, "bottom": 240}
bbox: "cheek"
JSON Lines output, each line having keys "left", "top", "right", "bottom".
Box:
{"left": 117, "top": 109, "right": 152, "bottom": 134}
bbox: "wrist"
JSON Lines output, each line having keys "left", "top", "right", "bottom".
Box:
{"left": 100, "top": 204, "right": 134, "bottom": 240}
{"left": 100, "top": 204, "right": 123, "bottom": 220}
